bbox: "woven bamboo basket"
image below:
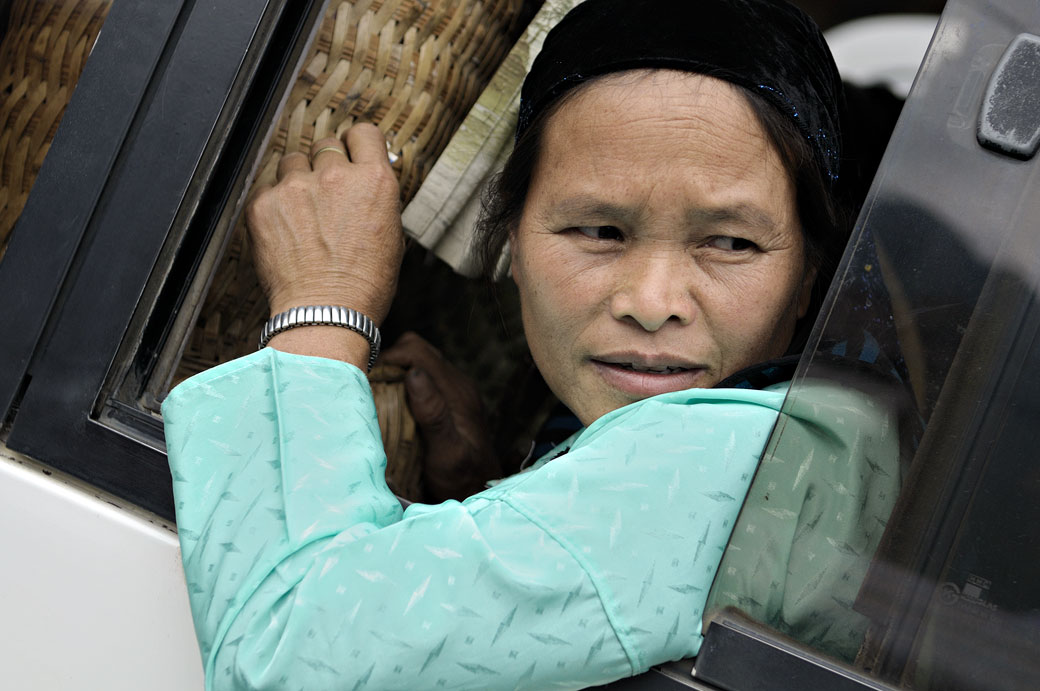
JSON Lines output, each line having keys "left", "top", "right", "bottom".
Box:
{"left": 0, "top": 0, "right": 110, "bottom": 260}
{"left": 175, "top": 0, "right": 526, "bottom": 381}
{"left": 369, "top": 364, "right": 424, "bottom": 498}
{"left": 173, "top": 0, "right": 529, "bottom": 500}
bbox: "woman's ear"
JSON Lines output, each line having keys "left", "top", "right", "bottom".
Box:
{"left": 796, "top": 263, "right": 818, "bottom": 319}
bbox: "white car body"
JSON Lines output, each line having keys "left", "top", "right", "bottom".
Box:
{"left": 1, "top": 447, "right": 203, "bottom": 690}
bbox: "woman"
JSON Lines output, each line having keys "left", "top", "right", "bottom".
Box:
{"left": 163, "top": 1, "right": 896, "bottom": 688}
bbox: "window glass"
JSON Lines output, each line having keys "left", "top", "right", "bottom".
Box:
{"left": 163, "top": 0, "right": 537, "bottom": 380}
{"left": 706, "top": 1, "right": 1040, "bottom": 688}
{"left": 121, "top": 1, "right": 543, "bottom": 500}
{"left": 0, "top": 0, "right": 542, "bottom": 518}
{"left": 0, "top": 0, "right": 111, "bottom": 263}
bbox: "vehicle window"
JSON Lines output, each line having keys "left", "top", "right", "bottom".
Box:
{"left": 0, "top": 0, "right": 111, "bottom": 263}
{"left": 0, "top": 0, "right": 539, "bottom": 518}
{"left": 136, "top": 0, "right": 546, "bottom": 500}
{"left": 157, "top": 0, "right": 537, "bottom": 385}
{"left": 701, "top": 1, "right": 1040, "bottom": 688}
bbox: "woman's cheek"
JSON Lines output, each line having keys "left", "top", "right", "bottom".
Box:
{"left": 551, "top": 257, "right": 610, "bottom": 303}
{"left": 523, "top": 241, "right": 604, "bottom": 300}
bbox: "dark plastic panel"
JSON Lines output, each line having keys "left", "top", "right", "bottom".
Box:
{"left": 0, "top": 0, "right": 318, "bottom": 519}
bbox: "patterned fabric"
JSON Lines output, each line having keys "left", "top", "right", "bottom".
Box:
{"left": 517, "top": 378, "right": 902, "bottom": 664}
{"left": 163, "top": 348, "right": 787, "bottom": 690}
{"left": 705, "top": 381, "right": 901, "bottom": 661}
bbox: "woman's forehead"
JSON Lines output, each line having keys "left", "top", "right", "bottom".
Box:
{"left": 516, "top": 0, "right": 842, "bottom": 183}
{"left": 528, "top": 71, "right": 795, "bottom": 226}
{"left": 544, "top": 72, "right": 772, "bottom": 159}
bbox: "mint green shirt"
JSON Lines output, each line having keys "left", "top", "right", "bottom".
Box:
{"left": 163, "top": 348, "right": 788, "bottom": 690}
{"left": 706, "top": 381, "right": 901, "bottom": 661}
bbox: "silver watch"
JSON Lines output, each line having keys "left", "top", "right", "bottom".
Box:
{"left": 258, "top": 305, "right": 381, "bottom": 371}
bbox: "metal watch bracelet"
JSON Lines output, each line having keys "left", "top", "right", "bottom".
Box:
{"left": 258, "top": 305, "right": 381, "bottom": 371}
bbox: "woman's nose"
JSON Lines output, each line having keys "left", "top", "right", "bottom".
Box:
{"left": 608, "top": 251, "right": 696, "bottom": 332}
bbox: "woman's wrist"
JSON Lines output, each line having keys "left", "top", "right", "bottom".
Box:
{"left": 260, "top": 300, "right": 384, "bottom": 370}
{"left": 265, "top": 325, "right": 373, "bottom": 370}
{"left": 267, "top": 294, "right": 384, "bottom": 323}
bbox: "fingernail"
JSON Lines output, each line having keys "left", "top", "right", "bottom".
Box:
{"left": 406, "top": 368, "right": 434, "bottom": 399}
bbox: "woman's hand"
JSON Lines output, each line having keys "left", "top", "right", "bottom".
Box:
{"left": 381, "top": 333, "right": 503, "bottom": 502}
{"left": 246, "top": 124, "right": 405, "bottom": 364}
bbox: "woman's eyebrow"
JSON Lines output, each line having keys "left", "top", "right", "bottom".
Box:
{"left": 541, "top": 196, "right": 639, "bottom": 224}
{"left": 540, "top": 197, "right": 779, "bottom": 232}
{"left": 685, "top": 204, "right": 778, "bottom": 231}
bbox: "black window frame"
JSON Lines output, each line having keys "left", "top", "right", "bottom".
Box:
{"left": 0, "top": 0, "right": 324, "bottom": 519}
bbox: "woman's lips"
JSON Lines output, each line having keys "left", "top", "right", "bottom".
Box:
{"left": 591, "top": 358, "right": 707, "bottom": 398}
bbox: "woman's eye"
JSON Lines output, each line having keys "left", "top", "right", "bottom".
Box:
{"left": 573, "top": 225, "right": 623, "bottom": 241}
{"left": 707, "top": 236, "right": 757, "bottom": 251}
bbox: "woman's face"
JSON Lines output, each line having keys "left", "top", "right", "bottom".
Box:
{"left": 511, "top": 70, "right": 815, "bottom": 425}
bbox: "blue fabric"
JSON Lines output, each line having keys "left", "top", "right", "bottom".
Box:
{"left": 163, "top": 348, "right": 787, "bottom": 690}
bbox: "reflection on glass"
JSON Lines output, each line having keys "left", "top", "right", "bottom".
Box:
{"left": 0, "top": 0, "right": 111, "bottom": 263}
{"left": 707, "top": 1, "right": 1040, "bottom": 688}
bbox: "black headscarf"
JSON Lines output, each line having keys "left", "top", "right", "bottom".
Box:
{"left": 517, "top": 0, "right": 844, "bottom": 186}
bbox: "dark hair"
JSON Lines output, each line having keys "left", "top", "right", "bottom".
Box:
{"left": 475, "top": 73, "right": 850, "bottom": 349}
{"left": 737, "top": 87, "right": 850, "bottom": 352}
{"left": 474, "top": 85, "right": 578, "bottom": 280}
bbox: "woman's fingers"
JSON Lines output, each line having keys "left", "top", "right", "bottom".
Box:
{"left": 404, "top": 368, "right": 457, "bottom": 439}
{"left": 276, "top": 151, "right": 310, "bottom": 180}
{"left": 309, "top": 136, "right": 348, "bottom": 171}
{"left": 277, "top": 124, "right": 389, "bottom": 180}
{"left": 380, "top": 332, "right": 445, "bottom": 370}
{"left": 345, "top": 122, "right": 393, "bottom": 166}
{"left": 247, "top": 121, "right": 404, "bottom": 325}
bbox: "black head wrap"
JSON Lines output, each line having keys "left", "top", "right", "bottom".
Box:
{"left": 518, "top": 0, "right": 844, "bottom": 185}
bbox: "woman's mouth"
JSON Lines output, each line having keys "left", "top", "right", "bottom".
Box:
{"left": 591, "top": 356, "right": 707, "bottom": 398}
{"left": 612, "top": 362, "right": 691, "bottom": 374}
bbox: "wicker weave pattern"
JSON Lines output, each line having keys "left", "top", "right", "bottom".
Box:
{"left": 0, "top": 0, "right": 111, "bottom": 260}
{"left": 262, "top": 0, "right": 523, "bottom": 198}
{"left": 369, "top": 364, "right": 424, "bottom": 498}
{"left": 175, "top": 0, "right": 525, "bottom": 380}
{"left": 176, "top": 0, "right": 528, "bottom": 502}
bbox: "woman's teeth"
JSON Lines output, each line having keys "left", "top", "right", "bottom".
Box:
{"left": 617, "top": 363, "right": 689, "bottom": 374}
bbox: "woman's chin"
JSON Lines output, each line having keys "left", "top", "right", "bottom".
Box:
{"left": 591, "top": 360, "right": 709, "bottom": 401}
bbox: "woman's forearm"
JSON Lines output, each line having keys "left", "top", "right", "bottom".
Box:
{"left": 164, "top": 349, "right": 401, "bottom": 673}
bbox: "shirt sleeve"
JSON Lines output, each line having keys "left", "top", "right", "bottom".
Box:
{"left": 162, "top": 348, "right": 787, "bottom": 691}
{"left": 704, "top": 379, "right": 901, "bottom": 661}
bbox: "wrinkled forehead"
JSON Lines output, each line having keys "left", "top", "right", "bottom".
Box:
{"left": 519, "top": 0, "right": 843, "bottom": 185}
{"left": 538, "top": 70, "right": 776, "bottom": 169}
{"left": 524, "top": 71, "right": 800, "bottom": 239}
